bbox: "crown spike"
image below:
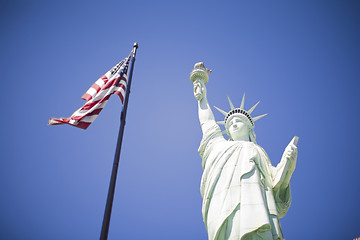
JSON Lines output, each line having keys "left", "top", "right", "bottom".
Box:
{"left": 252, "top": 113, "right": 268, "bottom": 122}
{"left": 214, "top": 106, "right": 228, "bottom": 116}
{"left": 227, "top": 96, "right": 235, "bottom": 110}
{"left": 240, "top": 93, "right": 245, "bottom": 110}
{"left": 217, "top": 121, "right": 225, "bottom": 125}
{"left": 248, "top": 101, "right": 260, "bottom": 114}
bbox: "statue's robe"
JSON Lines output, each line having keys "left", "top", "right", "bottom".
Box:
{"left": 199, "top": 121, "right": 292, "bottom": 240}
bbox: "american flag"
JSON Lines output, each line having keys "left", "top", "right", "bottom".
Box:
{"left": 48, "top": 51, "right": 132, "bottom": 130}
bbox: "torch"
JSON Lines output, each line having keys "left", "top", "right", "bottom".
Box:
{"left": 190, "top": 62, "right": 212, "bottom": 101}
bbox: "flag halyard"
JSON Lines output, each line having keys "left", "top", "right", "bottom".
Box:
{"left": 48, "top": 51, "right": 132, "bottom": 130}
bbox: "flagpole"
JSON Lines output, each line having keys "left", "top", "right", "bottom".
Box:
{"left": 100, "top": 42, "right": 138, "bottom": 240}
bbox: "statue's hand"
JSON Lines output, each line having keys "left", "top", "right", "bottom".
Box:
{"left": 193, "top": 80, "right": 206, "bottom": 101}
{"left": 275, "top": 137, "right": 298, "bottom": 189}
{"left": 283, "top": 143, "right": 297, "bottom": 171}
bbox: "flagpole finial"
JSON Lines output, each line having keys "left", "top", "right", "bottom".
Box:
{"left": 133, "top": 42, "right": 139, "bottom": 49}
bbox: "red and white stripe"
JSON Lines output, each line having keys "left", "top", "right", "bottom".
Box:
{"left": 48, "top": 53, "right": 131, "bottom": 130}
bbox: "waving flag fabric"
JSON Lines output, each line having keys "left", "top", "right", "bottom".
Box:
{"left": 48, "top": 51, "right": 132, "bottom": 129}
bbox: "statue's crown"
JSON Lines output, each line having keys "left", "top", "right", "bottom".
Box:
{"left": 215, "top": 94, "right": 267, "bottom": 129}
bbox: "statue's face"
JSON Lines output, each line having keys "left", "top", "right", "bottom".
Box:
{"left": 227, "top": 115, "right": 250, "bottom": 141}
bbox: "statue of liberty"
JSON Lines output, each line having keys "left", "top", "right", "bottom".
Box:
{"left": 190, "top": 62, "right": 298, "bottom": 240}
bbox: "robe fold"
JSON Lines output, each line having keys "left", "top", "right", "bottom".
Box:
{"left": 199, "top": 121, "right": 291, "bottom": 240}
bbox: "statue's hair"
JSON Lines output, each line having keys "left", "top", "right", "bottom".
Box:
{"left": 249, "top": 128, "right": 257, "bottom": 143}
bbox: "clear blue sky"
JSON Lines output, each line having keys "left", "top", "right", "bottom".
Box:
{"left": 1, "top": 1, "right": 359, "bottom": 239}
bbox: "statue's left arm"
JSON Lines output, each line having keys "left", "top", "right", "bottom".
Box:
{"left": 269, "top": 136, "right": 298, "bottom": 217}
{"left": 272, "top": 136, "right": 298, "bottom": 189}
